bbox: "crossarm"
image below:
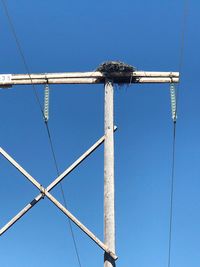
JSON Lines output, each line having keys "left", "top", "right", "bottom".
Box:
{"left": 0, "top": 71, "right": 179, "bottom": 87}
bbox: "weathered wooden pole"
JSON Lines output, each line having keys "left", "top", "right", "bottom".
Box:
{"left": 104, "top": 79, "right": 115, "bottom": 267}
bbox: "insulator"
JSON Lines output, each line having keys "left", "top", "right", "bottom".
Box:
{"left": 44, "top": 84, "right": 49, "bottom": 122}
{"left": 170, "top": 83, "right": 177, "bottom": 122}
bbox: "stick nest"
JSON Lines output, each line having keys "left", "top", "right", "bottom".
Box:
{"left": 96, "top": 61, "right": 136, "bottom": 74}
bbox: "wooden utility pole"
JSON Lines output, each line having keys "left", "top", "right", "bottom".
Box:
{"left": 0, "top": 69, "right": 179, "bottom": 266}
{"left": 104, "top": 79, "right": 115, "bottom": 267}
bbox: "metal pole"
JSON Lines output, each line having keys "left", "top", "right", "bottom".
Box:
{"left": 104, "top": 79, "right": 115, "bottom": 267}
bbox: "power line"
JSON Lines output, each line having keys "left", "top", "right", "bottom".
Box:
{"left": 45, "top": 122, "right": 82, "bottom": 267}
{"left": 0, "top": 0, "right": 44, "bottom": 116}
{"left": 1, "top": 1, "right": 82, "bottom": 266}
{"left": 167, "top": 1, "right": 189, "bottom": 267}
{"left": 174, "top": 0, "right": 189, "bottom": 116}
{"left": 167, "top": 121, "right": 176, "bottom": 267}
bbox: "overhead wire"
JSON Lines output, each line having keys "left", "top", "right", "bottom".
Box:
{"left": 167, "top": 1, "right": 189, "bottom": 267}
{"left": 45, "top": 123, "right": 82, "bottom": 267}
{"left": 167, "top": 120, "right": 176, "bottom": 267}
{"left": 0, "top": 0, "right": 44, "bottom": 116}
{"left": 0, "top": 1, "right": 82, "bottom": 266}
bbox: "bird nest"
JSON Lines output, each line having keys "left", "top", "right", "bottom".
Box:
{"left": 96, "top": 61, "right": 136, "bottom": 84}
{"left": 96, "top": 61, "right": 136, "bottom": 74}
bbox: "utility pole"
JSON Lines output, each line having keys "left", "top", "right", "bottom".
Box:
{"left": 104, "top": 79, "right": 115, "bottom": 267}
{"left": 0, "top": 68, "right": 179, "bottom": 266}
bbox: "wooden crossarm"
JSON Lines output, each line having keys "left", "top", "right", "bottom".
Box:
{"left": 0, "top": 71, "right": 179, "bottom": 87}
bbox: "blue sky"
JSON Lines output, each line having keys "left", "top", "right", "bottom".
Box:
{"left": 0, "top": 0, "right": 199, "bottom": 267}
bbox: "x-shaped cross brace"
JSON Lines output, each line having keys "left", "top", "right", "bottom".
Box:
{"left": 0, "top": 128, "right": 117, "bottom": 260}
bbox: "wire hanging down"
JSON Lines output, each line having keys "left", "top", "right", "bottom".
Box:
{"left": 44, "top": 84, "right": 50, "bottom": 122}
{"left": 170, "top": 83, "right": 177, "bottom": 122}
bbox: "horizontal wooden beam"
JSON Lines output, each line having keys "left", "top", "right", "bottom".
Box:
{"left": 0, "top": 71, "right": 179, "bottom": 87}
{"left": 11, "top": 71, "right": 180, "bottom": 79}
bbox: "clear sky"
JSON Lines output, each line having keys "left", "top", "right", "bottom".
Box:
{"left": 0, "top": 1, "right": 199, "bottom": 267}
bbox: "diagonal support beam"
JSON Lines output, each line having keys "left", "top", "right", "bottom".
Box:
{"left": 0, "top": 129, "right": 118, "bottom": 260}
{"left": 0, "top": 129, "right": 117, "bottom": 235}
{"left": 0, "top": 147, "right": 117, "bottom": 260}
{"left": 45, "top": 191, "right": 117, "bottom": 260}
